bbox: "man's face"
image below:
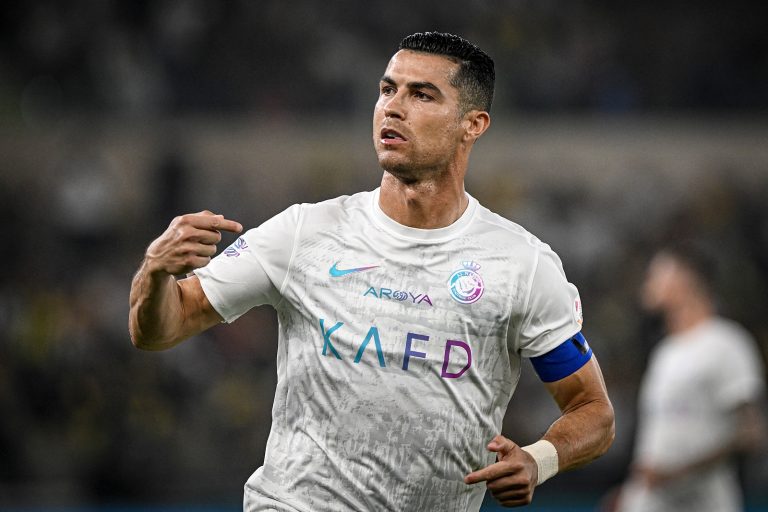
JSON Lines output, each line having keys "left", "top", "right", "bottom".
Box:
{"left": 372, "top": 50, "right": 467, "bottom": 179}
{"left": 641, "top": 254, "right": 694, "bottom": 312}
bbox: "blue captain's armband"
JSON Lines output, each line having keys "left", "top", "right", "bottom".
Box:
{"left": 530, "top": 332, "right": 593, "bottom": 383}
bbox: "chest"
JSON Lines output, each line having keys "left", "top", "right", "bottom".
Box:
{"left": 641, "top": 345, "right": 721, "bottom": 416}
{"left": 289, "top": 225, "right": 530, "bottom": 328}
{"left": 280, "top": 226, "right": 528, "bottom": 379}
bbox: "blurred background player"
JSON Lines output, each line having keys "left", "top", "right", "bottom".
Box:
{"left": 612, "top": 242, "right": 767, "bottom": 512}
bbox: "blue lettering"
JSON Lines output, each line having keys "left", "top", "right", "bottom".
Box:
{"left": 354, "top": 326, "right": 386, "bottom": 367}
{"left": 362, "top": 287, "right": 433, "bottom": 307}
{"left": 402, "top": 332, "right": 429, "bottom": 371}
{"left": 319, "top": 319, "right": 343, "bottom": 359}
{"left": 318, "top": 320, "right": 471, "bottom": 379}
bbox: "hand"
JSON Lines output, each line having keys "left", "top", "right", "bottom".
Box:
{"left": 464, "top": 435, "right": 538, "bottom": 507}
{"left": 144, "top": 211, "right": 243, "bottom": 276}
{"left": 632, "top": 464, "right": 683, "bottom": 490}
{"left": 633, "top": 465, "right": 664, "bottom": 489}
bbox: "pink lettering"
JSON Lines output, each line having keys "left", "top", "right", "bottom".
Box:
{"left": 441, "top": 339, "right": 472, "bottom": 379}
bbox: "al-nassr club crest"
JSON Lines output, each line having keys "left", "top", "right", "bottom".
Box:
{"left": 448, "top": 261, "right": 485, "bottom": 304}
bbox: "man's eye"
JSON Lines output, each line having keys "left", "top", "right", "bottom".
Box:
{"left": 414, "top": 91, "right": 432, "bottom": 101}
{"left": 381, "top": 86, "right": 395, "bottom": 95}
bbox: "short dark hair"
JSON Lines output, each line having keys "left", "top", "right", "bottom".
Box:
{"left": 398, "top": 32, "right": 495, "bottom": 114}
{"left": 658, "top": 239, "right": 718, "bottom": 293}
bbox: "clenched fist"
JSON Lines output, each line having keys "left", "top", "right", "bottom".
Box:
{"left": 145, "top": 210, "right": 243, "bottom": 276}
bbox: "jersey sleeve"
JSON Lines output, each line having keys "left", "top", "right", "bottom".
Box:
{"left": 194, "top": 203, "right": 302, "bottom": 323}
{"left": 514, "top": 243, "right": 583, "bottom": 358}
{"left": 712, "top": 330, "right": 765, "bottom": 409}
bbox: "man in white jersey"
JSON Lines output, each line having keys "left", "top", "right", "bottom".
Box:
{"left": 614, "top": 243, "right": 766, "bottom": 512}
{"left": 129, "top": 32, "right": 615, "bottom": 510}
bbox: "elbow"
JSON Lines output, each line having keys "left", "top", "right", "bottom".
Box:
{"left": 598, "top": 400, "right": 617, "bottom": 457}
{"left": 129, "top": 320, "right": 177, "bottom": 351}
{"left": 129, "top": 307, "right": 150, "bottom": 350}
{"left": 578, "top": 397, "right": 616, "bottom": 462}
{"left": 129, "top": 326, "right": 154, "bottom": 351}
{"left": 128, "top": 315, "right": 151, "bottom": 350}
{"left": 130, "top": 332, "right": 177, "bottom": 351}
{"left": 130, "top": 332, "right": 153, "bottom": 351}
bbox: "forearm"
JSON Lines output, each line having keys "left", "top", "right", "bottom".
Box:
{"left": 542, "top": 396, "right": 615, "bottom": 471}
{"left": 542, "top": 357, "right": 615, "bottom": 472}
{"left": 129, "top": 260, "right": 186, "bottom": 350}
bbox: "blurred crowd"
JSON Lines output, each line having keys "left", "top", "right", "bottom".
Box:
{"left": 1, "top": 0, "right": 767, "bottom": 508}
{"left": 2, "top": 0, "right": 767, "bottom": 121}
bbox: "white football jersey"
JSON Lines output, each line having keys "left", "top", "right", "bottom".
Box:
{"left": 195, "top": 188, "right": 582, "bottom": 512}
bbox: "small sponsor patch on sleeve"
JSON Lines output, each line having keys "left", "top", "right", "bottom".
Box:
{"left": 574, "top": 295, "right": 583, "bottom": 326}
{"left": 224, "top": 237, "right": 249, "bottom": 257}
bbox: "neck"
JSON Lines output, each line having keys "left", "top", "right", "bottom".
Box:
{"left": 379, "top": 170, "right": 468, "bottom": 229}
{"left": 665, "top": 296, "right": 714, "bottom": 335}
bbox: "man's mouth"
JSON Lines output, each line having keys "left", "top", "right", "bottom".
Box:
{"left": 380, "top": 128, "right": 407, "bottom": 144}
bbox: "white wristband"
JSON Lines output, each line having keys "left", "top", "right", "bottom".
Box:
{"left": 521, "top": 440, "right": 559, "bottom": 485}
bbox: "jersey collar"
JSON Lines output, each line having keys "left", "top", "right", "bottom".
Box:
{"left": 370, "top": 187, "right": 478, "bottom": 243}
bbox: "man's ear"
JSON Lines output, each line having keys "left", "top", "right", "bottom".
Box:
{"left": 462, "top": 110, "right": 491, "bottom": 143}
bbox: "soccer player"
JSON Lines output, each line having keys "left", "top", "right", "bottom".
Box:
{"left": 129, "top": 32, "right": 615, "bottom": 511}
{"left": 614, "top": 243, "right": 766, "bottom": 512}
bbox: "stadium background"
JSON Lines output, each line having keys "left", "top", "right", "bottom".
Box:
{"left": 1, "top": 1, "right": 767, "bottom": 510}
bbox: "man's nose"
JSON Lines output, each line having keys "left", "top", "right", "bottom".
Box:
{"left": 382, "top": 92, "right": 405, "bottom": 119}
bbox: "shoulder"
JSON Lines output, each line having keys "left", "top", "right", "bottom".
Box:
{"left": 246, "top": 191, "right": 371, "bottom": 238}
{"left": 471, "top": 200, "right": 557, "bottom": 259}
{"left": 470, "top": 202, "right": 572, "bottom": 290}
{"left": 675, "top": 318, "right": 763, "bottom": 378}
{"left": 699, "top": 317, "right": 757, "bottom": 352}
{"left": 296, "top": 190, "right": 373, "bottom": 224}
{"left": 709, "top": 319, "right": 763, "bottom": 370}
{"left": 701, "top": 318, "right": 766, "bottom": 402}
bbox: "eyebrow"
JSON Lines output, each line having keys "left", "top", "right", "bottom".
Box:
{"left": 380, "top": 75, "right": 444, "bottom": 96}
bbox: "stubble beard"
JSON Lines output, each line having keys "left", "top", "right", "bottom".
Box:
{"left": 381, "top": 159, "right": 445, "bottom": 186}
{"left": 381, "top": 160, "right": 420, "bottom": 185}
{"left": 378, "top": 147, "right": 451, "bottom": 185}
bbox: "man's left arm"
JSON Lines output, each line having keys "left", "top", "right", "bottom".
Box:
{"left": 465, "top": 356, "right": 615, "bottom": 507}
{"left": 541, "top": 355, "right": 615, "bottom": 470}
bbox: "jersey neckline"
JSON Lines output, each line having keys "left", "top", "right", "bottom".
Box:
{"left": 370, "top": 187, "right": 478, "bottom": 242}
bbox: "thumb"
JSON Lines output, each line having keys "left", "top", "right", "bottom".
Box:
{"left": 487, "top": 434, "right": 518, "bottom": 459}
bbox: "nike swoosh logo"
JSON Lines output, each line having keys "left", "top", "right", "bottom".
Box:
{"left": 329, "top": 261, "right": 379, "bottom": 277}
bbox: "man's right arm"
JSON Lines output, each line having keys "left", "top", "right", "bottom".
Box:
{"left": 129, "top": 211, "right": 243, "bottom": 350}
